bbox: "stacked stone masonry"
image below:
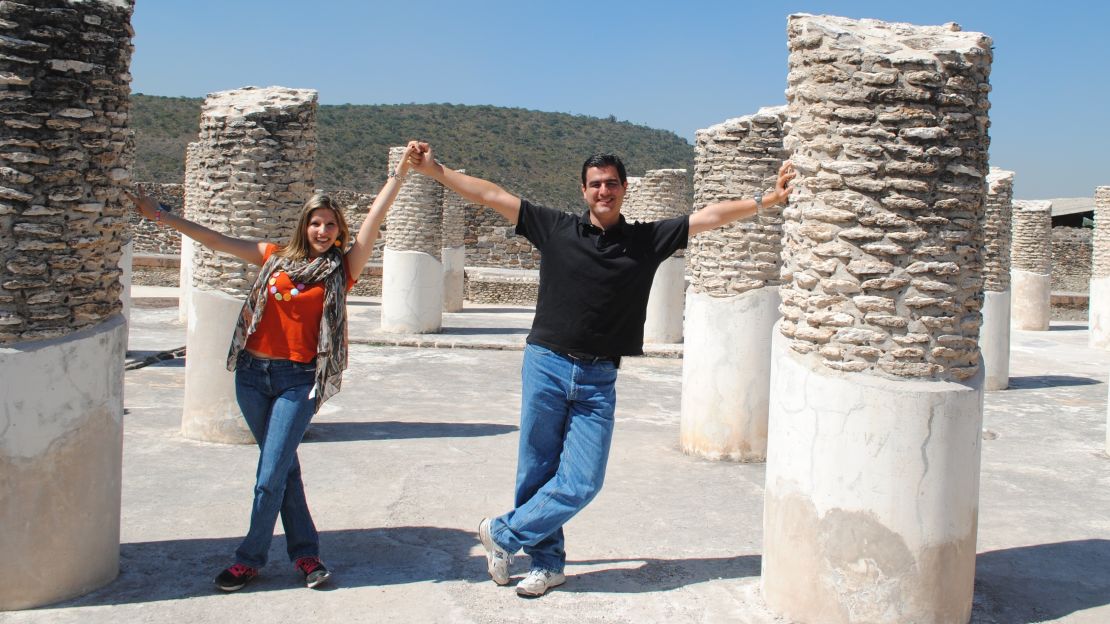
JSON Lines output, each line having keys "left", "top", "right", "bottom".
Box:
{"left": 464, "top": 203, "right": 540, "bottom": 269}
{"left": 1052, "top": 227, "right": 1091, "bottom": 293}
{"left": 689, "top": 107, "right": 789, "bottom": 297}
{"left": 1011, "top": 200, "right": 1052, "bottom": 274}
{"left": 621, "top": 168, "right": 690, "bottom": 257}
{"left": 442, "top": 169, "right": 467, "bottom": 249}
{"left": 1094, "top": 187, "right": 1110, "bottom": 278}
{"left": 780, "top": 15, "right": 993, "bottom": 382}
{"left": 0, "top": 0, "right": 136, "bottom": 343}
{"left": 188, "top": 86, "right": 317, "bottom": 296}
{"left": 386, "top": 146, "right": 441, "bottom": 256}
{"left": 128, "top": 183, "right": 183, "bottom": 255}
{"left": 983, "top": 168, "right": 1014, "bottom": 292}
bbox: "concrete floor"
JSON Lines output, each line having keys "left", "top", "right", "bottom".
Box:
{"left": 7, "top": 294, "right": 1110, "bottom": 623}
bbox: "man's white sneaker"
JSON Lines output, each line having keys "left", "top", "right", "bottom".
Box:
{"left": 478, "top": 517, "right": 512, "bottom": 585}
{"left": 515, "top": 568, "right": 566, "bottom": 597}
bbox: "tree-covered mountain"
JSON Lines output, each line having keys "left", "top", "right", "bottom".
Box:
{"left": 131, "top": 94, "right": 695, "bottom": 212}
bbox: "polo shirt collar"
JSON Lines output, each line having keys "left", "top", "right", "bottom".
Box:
{"left": 577, "top": 209, "right": 627, "bottom": 235}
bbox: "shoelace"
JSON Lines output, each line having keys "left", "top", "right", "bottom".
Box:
{"left": 296, "top": 557, "right": 321, "bottom": 574}
{"left": 228, "top": 563, "right": 255, "bottom": 577}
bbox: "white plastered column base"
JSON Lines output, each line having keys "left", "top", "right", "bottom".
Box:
{"left": 381, "top": 249, "right": 443, "bottom": 333}
{"left": 762, "top": 328, "right": 983, "bottom": 624}
{"left": 178, "top": 235, "right": 194, "bottom": 323}
{"left": 1011, "top": 269, "right": 1051, "bottom": 331}
{"left": 980, "top": 289, "right": 1011, "bottom": 390}
{"left": 0, "top": 316, "right": 126, "bottom": 610}
{"left": 181, "top": 288, "right": 254, "bottom": 444}
{"left": 643, "top": 256, "right": 685, "bottom": 344}
{"left": 680, "top": 286, "right": 779, "bottom": 461}
{"left": 1089, "top": 277, "right": 1110, "bottom": 349}
{"left": 442, "top": 245, "right": 465, "bottom": 313}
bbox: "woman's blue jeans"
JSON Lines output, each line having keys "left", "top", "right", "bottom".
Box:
{"left": 233, "top": 352, "right": 320, "bottom": 569}
{"left": 489, "top": 343, "right": 618, "bottom": 572}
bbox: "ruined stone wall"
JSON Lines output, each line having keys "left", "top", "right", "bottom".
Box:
{"left": 189, "top": 87, "right": 317, "bottom": 295}
{"left": 386, "top": 146, "right": 441, "bottom": 256}
{"left": 689, "top": 107, "right": 788, "bottom": 297}
{"left": 1011, "top": 200, "right": 1052, "bottom": 274}
{"left": 464, "top": 267, "right": 539, "bottom": 305}
{"left": 464, "top": 205, "right": 541, "bottom": 269}
{"left": 780, "top": 15, "right": 992, "bottom": 381}
{"left": 983, "top": 168, "right": 1014, "bottom": 292}
{"left": 129, "top": 183, "right": 183, "bottom": 255}
{"left": 622, "top": 169, "right": 690, "bottom": 257}
{"left": 0, "top": 0, "right": 135, "bottom": 343}
{"left": 1051, "top": 227, "right": 1091, "bottom": 293}
{"left": 1094, "top": 186, "right": 1110, "bottom": 279}
{"left": 442, "top": 169, "right": 467, "bottom": 249}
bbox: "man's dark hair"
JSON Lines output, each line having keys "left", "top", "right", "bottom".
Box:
{"left": 580, "top": 154, "right": 627, "bottom": 186}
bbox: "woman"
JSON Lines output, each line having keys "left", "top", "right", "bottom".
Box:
{"left": 127, "top": 141, "right": 420, "bottom": 592}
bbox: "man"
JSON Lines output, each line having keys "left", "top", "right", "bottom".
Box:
{"left": 409, "top": 144, "right": 795, "bottom": 597}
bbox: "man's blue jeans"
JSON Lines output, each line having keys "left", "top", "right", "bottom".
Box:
{"left": 233, "top": 352, "right": 320, "bottom": 569}
{"left": 489, "top": 343, "right": 618, "bottom": 572}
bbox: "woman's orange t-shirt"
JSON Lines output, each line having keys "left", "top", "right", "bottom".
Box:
{"left": 244, "top": 244, "right": 357, "bottom": 363}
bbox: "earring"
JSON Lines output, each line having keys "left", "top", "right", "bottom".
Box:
{"left": 334, "top": 240, "right": 342, "bottom": 247}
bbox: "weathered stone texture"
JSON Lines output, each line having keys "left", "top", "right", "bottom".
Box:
{"left": 465, "top": 204, "right": 540, "bottom": 269}
{"left": 0, "top": 0, "right": 135, "bottom": 343}
{"left": 128, "top": 183, "right": 183, "bottom": 255}
{"left": 983, "top": 168, "right": 1014, "bottom": 292}
{"left": 622, "top": 168, "right": 690, "bottom": 257}
{"left": 442, "top": 169, "right": 467, "bottom": 249}
{"left": 1011, "top": 200, "right": 1052, "bottom": 274}
{"left": 188, "top": 86, "right": 317, "bottom": 296}
{"left": 780, "top": 14, "right": 992, "bottom": 382}
{"left": 386, "top": 146, "right": 441, "bottom": 256}
{"left": 1093, "top": 186, "right": 1110, "bottom": 278}
{"left": 464, "top": 267, "right": 538, "bottom": 305}
{"left": 1052, "top": 227, "right": 1091, "bottom": 293}
{"left": 689, "top": 107, "right": 789, "bottom": 297}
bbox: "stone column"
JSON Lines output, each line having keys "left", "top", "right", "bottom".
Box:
{"left": 182, "top": 87, "right": 317, "bottom": 444}
{"left": 178, "top": 142, "right": 201, "bottom": 323}
{"left": 763, "top": 15, "right": 992, "bottom": 624}
{"left": 621, "top": 169, "right": 690, "bottom": 343}
{"left": 442, "top": 170, "right": 467, "bottom": 312}
{"left": 381, "top": 146, "right": 443, "bottom": 332}
{"left": 680, "top": 108, "right": 787, "bottom": 461}
{"left": 1011, "top": 200, "right": 1052, "bottom": 331}
{"left": 0, "top": 0, "right": 134, "bottom": 610}
{"left": 1089, "top": 187, "right": 1110, "bottom": 348}
{"left": 982, "top": 169, "right": 1014, "bottom": 389}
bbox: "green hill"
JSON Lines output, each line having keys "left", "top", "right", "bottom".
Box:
{"left": 130, "top": 94, "right": 694, "bottom": 212}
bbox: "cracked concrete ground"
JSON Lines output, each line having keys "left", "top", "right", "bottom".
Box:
{"left": 7, "top": 293, "right": 1109, "bottom": 623}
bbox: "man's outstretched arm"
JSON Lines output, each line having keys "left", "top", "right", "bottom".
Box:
{"left": 688, "top": 161, "right": 796, "bottom": 236}
{"left": 409, "top": 142, "right": 522, "bottom": 224}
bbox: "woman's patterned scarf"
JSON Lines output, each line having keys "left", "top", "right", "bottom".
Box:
{"left": 226, "top": 246, "right": 348, "bottom": 411}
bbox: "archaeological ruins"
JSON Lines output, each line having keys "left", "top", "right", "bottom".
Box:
{"left": 3, "top": 3, "right": 1108, "bottom": 622}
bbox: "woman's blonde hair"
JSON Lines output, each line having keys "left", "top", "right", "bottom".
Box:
{"left": 277, "top": 194, "right": 350, "bottom": 260}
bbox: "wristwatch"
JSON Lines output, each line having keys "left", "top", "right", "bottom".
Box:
{"left": 754, "top": 192, "right": 764, "bottom": 215}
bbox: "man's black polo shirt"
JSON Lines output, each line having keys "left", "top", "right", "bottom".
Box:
{"left": 515, "top": 199, "right": 689, "bottom": 358}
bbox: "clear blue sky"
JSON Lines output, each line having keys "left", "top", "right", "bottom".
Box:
{"left": 130, "top": 0, "right": 1107, "bottom": 200}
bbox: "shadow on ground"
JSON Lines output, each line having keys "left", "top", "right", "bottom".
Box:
{"left": 302, "top": 421, "right": 517, "bottom": 442}
{"left": 1007, "top": 375, "right": 1101, "bottom": 389}
{"left": 974, "top": 539, "right": 1110, "bottom": 623}
{"left": 561, "top": 555, "right": 760, "bottom": 593}
{"left": 36, "top": 528, "right": 760, "bottom": 609}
